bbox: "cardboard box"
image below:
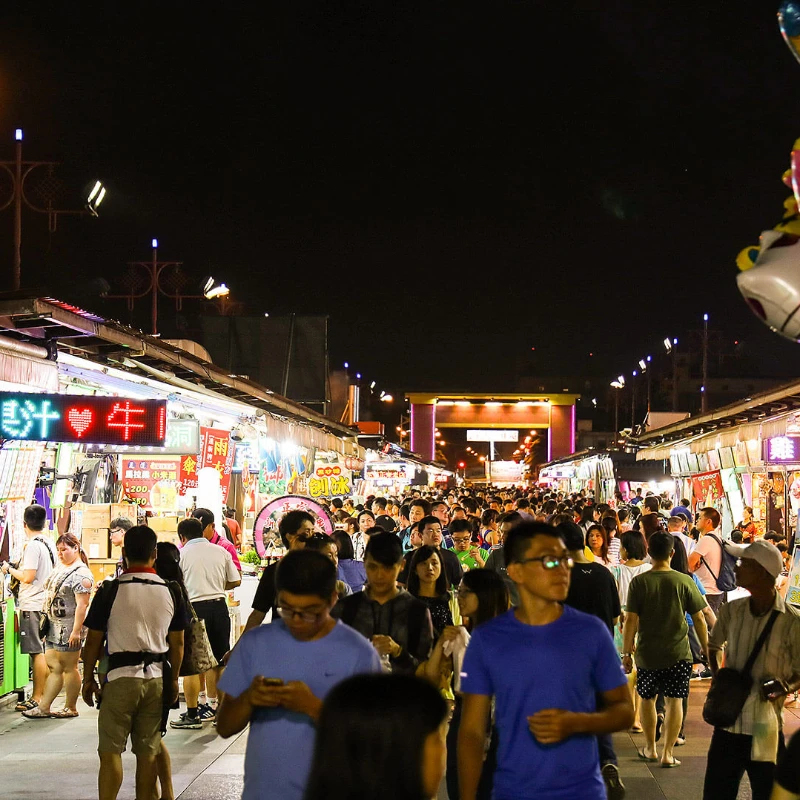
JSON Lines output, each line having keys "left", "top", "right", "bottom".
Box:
{"left": 74, "top": 503, "right": 111, "bottom": 529}
{"left": 88, "top": 559, "right": 117, "bottom": 585}
{"left": 82, "top": 527, "right": 110, "bottom": 560}
{"left": 149, "top": 516, "right": 179, "bottom": 533}
{"left": 155, "top": 530, "right": 180, "bottom": 547}
{"left": 110, "top": 503, "right": 138, "bottom": 525}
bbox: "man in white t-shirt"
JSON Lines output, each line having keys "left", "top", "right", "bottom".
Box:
{"left": 171, "top": 517, "right": 240, "bottom": 728}
{"left": 688, "top": 507, "right": 725, "bottom": 613}
{"left": 1, "top": 504, "right": 56, "bottom": 711}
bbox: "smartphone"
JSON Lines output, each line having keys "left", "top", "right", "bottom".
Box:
{"left": 262, "top": 677, "right": 284, "bottom": 687}
{"left": 761, "top": 678, "right": 784, "bottom": 700}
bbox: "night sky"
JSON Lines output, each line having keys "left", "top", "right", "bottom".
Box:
{"left": 3, "top": 3, "right": 800, "bottom": 394}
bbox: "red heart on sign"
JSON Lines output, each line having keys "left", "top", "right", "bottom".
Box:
{"left": 67, "top": 408, "right": 93, "bottom": 437}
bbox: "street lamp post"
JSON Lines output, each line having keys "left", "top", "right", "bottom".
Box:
{"left": 664, "top": 337, "right": 679, "bottom": 412}
{"left": 610, "top": 376, "right": 625, "bottom": 438}
{"left": 702, "top": 314, "right": 709, "bottom": 413}
{"left": 0, "top": 129, "right": 106, "bottom": 290}
{"left": 103, "top": 239, "right": 228, "bottom": 336}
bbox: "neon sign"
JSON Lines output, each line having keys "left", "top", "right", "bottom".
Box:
{"left": 0, "top": 393, "right": 167, "bottom": 446}
{"left": 764, "top": 435, "right": 800, "bottom": 463}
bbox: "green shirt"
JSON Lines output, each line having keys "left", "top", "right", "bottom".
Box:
{"left": 450, "top": 547, "right": 481, "bottom": 571}
{"left": 626, "top": 569, "right": 707, "bottom": 670}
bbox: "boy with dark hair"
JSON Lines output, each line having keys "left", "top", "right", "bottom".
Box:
{"left": 459, "top": 522, "right": 633, "bottom": 800}
{"left": 334, "top": 532, "right": 433, "bottom": 676}
{"left": 622, "top": 531, "right": 708, "bottom": 769}
{"left": 217, "top": 550, "right": 380, "bottom": 800}
{"left": 244, "top": 510, "right": 314, "bottom": 634}
{"left": 448, "top": 519, "right": 486, "bottom": 571}
{"left": 2, "top": 503, "right": 56, "bottom": 711}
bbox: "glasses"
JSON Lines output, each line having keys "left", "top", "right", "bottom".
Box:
{"left": 276, "top": 606, "right": 325, "bottom": 624}
{"left": 452, "top": 537, "right": 471, "bottom": 543}
{"left": 515, "top": 555, "right": 574, "bottom": 571}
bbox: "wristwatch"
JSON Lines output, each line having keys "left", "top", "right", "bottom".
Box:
{"left": 620, "top": 653, "right": 632, "bottom": 658}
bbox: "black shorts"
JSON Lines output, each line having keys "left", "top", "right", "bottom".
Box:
{"left": 636, "top": 659, "right": 692, "bottom": 700}
{"left": 192, "top": 599, "right": 230, "bottom": 667}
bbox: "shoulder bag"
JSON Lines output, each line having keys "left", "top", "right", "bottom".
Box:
{"left": 702, "top": 609, "right": 779, "bottom": 728}
{"left": 38, "top": 564, "right": 81, "bottom": 638}
{"left": 178, "top": 585, "right": 217, "bottom": 677}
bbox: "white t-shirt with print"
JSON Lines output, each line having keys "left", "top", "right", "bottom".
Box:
{"left": 18, "top": 536, "right": 56, "bottom": 612}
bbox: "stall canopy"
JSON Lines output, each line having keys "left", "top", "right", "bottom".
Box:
{"left": 634, "top": 378, "right": 800, "bottom": 462}
{"left": 0, "top": 297, "right": 360, "bottom": 456}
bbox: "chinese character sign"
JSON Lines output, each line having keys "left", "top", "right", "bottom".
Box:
{"left": 0, "top": 392, "right": 167, "bottom": 446}
{"left": 308, "top": 462, "right": 352, "bottom": 499}
{"left": 122, "top": 456, "right": 182, "bottom": 511}
{"left": 765, "top": 436, "right": 800, "bottom": 463}
{"left": 691, "top": 470, "right": 725, "bottom": 509}
{"left": 200, "top": 427, "right": 234, "bottom": 502}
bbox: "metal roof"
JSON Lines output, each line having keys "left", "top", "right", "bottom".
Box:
{"left": 633, "top": 378, "right": 800, "bottom": 448}
{"left": 0, "top": 296, "right": 358, "bottom": 439}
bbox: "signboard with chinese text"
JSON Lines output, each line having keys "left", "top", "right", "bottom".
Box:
{"left": 0, "top": 392, "right": 167, "bottom": 446}
{"left": 691, "top": 470, "right": 725, "bottom": 508}
{"left": 364, "top": 462, "right": 412, "bottom": 482}
{"left": 200, "top": 427, "right": 234, "bottom": 502}
{"left": 764, "top": 435, "right": 800, "bottom": 464}
{"left": 308, "top": 460, "right": 352, "bottom": 499}
{"left": 121, "top": 456, "right": 182, "bottom": 511}
{"left": 466, "top": 429, "right": 519, "bottom": 443}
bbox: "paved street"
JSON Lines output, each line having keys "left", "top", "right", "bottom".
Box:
{"left": 2, "top": 679, "right": 798, "bottom": 799}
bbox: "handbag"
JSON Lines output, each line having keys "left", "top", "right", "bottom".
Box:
{"left": 179, "top": 591, "right": 217, "bottom": 677}
{"left": 702, "top": 609, "right": 779, "bottom": 728}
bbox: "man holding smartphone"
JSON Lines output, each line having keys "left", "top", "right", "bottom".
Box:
{"left": 217, "top": 549, "right": 380, "bottom": 800}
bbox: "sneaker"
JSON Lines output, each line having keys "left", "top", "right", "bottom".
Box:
{"left": 198, "top": 703, "right": 216, "bottom": 721}
{"left": 697, "top": 668, "right": 713, "bottom": 679}
{"left": 169, "top": 713, "right": 202, "bottom": 730}
{"left": 601, "top": 763, "right": 626, "bottom": 800}
{"left": 675, "top": 735, "right": 686, "bottom": 746}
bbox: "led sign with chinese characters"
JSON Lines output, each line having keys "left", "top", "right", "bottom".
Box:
{"left": 764, "top": 435, "right": 800, "bottom": 463}
{"left": 0, "top": 392, "right": 167, "bottom": 446}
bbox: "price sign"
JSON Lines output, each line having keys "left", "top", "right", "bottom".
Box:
{"left": 0, "top": 392, "right": 167, "bottom": 446}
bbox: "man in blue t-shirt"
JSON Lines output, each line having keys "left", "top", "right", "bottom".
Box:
{"left": 458, "top": 521, "right": 633, "bottom": 800}
{"left": 217, "top": 550, "right": 381, "bottom": 800}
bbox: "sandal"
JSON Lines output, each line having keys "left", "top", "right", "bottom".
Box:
{"left": 51, "top": 709, "right": 79, "bottom": 718}
{"left": 637, "top": 748, "right": 659, "bottom": 762}
{"left": 15, "top": 698, "right": 37, "bottom": 712}
{"left": 22, "top": 707, "right": 53, "bottom": 719}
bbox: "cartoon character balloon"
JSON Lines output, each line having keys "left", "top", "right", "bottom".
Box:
{"left": 735, "top": 5, "right": 800, "bottom": 340}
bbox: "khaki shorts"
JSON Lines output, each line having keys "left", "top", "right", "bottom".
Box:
{"left": 97, "top": 677, "right": 163, "bottom": 756}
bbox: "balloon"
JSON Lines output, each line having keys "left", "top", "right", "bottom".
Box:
{"left": 779, "top": 1, "right": 800, "bottom": 64}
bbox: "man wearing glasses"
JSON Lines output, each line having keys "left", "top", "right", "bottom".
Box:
{"left": 217, "top": 550, "right": 380, "bottom": 800}
{"left": 448, "top": 519, "right": 486, "bottom": 571}
{"left": 458, "top": 521, "right": 633, "bottom": 800}
{"left": 109, "top": 517, "right": 133, "bottom": 578}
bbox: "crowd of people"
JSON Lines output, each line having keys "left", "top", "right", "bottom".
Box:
{"left": 7, "top": 485, "right": 800, "bottom": 800}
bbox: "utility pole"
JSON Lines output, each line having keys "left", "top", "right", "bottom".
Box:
{"left": 0, "top": 129, "right": 105, "bottom": 290}
{"left": 103, "top": 240, "right": 227, "bottom": 336}
{"left": 702, "top": 314, "right": 709, "bottom": 413}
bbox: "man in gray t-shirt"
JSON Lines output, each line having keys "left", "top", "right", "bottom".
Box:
{"left": 1, "top": 504, "right": 56, "bottom": 710}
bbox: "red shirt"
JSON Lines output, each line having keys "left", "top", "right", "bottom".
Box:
{"left": 210, "top": 531, "right": 242, "bottom": 572}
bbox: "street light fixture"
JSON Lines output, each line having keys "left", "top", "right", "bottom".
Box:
{"left": 86, "top": 180, "right": 107, "bottom": 216}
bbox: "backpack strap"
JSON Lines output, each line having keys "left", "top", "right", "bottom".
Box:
{"left": 34, "top": 537, "right": 55, "bottom": 567}
{"left": 699, "top": 534, "right": 724, "bottom": 582}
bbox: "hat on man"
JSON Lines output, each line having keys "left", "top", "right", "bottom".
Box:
{"left": 725, "top": 539, "right": 783, "bottom": 578}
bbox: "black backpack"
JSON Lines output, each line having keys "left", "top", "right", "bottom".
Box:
{"left": 700, "top": 534, "right": 738, "bottom": 593}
